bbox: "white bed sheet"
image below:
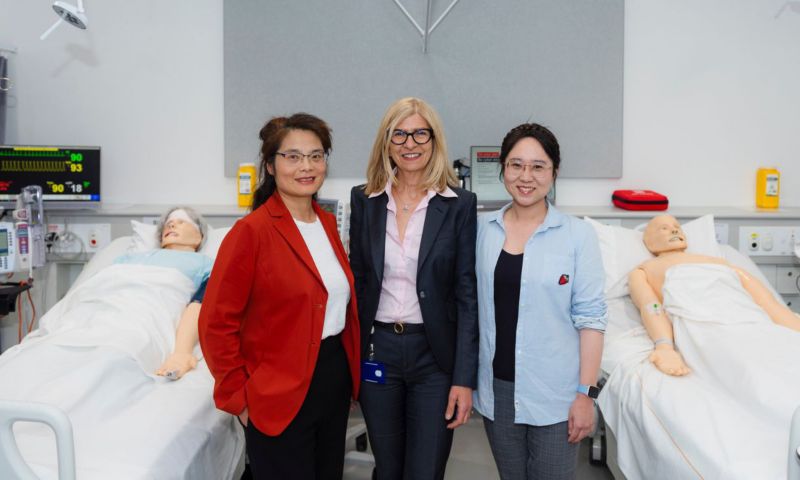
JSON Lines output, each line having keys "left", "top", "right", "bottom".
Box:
{"left": 597, "top": 246, "right": 800, "bottom": 480}
{"left": 0, "top": 236, "right": 244, "bottom": 479}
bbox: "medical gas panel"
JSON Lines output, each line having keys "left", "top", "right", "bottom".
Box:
{"left": 0, "top": 146, "right": 101, "bottom": 207}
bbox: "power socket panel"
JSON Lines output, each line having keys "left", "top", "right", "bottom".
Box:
{"left": 738, "top": 226, "right": 800, "bottom": 256}
{"left": 776, "top": 267, "right": 800, "bottom": 295}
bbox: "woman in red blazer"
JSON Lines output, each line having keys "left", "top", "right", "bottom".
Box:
{"left": 198, "top": 113, "right": 360, "bottom": 480}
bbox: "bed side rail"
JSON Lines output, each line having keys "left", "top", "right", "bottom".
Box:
{"left": 0, "top": 400, "right": 75, "bottom": 480}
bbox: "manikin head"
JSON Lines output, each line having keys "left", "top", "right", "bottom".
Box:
{"left": 643, "top": 215, "right": 688, "bottom": 255}
{"left": 158, "top": 206, "right": 207, "bottom": 252}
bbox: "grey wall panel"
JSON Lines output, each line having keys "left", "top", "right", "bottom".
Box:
{"left": 224, "top": 0, "right": 623, "bottom": 178}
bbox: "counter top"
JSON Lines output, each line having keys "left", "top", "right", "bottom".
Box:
{"left": 45, "top": 203, "right": 800, "bottom": 220}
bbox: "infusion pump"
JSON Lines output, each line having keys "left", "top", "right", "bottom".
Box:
{"left": 0, "top": 220, "right": 43, "bottom": 275}
{"left": 0, "top": 222, "right": 17, "bottom": 273}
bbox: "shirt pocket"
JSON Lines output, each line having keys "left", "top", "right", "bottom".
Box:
{"left": 540, "top": 254, "right": 575, "bottom": 312}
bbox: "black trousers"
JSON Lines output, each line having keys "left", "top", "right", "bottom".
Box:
{"left": 245, "top": 334, "right": 352, "bottom": 480}
{"left": 359, "top": 326, "right": 454, "bottom": 480}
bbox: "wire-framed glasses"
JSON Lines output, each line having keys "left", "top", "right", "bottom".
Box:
{"left": 505, "top": 159, "right": 553, "bottom": 179}
{"left": 276, "top": 150, "right": 328, "bottom": 165}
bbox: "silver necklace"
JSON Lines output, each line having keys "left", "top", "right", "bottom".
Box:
{"left": 396, "top": 186, "right": 422, "bottom": 213}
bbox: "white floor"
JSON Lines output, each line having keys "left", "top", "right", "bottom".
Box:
{"left": 343, "top": 411, "right": 614, "bottom": 480}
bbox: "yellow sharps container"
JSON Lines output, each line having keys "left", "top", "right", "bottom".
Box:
{"left": 237, "top": 162, "right": 257, "bottom": 208}
{"left": 756, "top": 167, "right": 780, "bottom": 209}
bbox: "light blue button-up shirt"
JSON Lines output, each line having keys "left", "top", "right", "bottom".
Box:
{"left": 473, "top": 202, "right": 607, "bottom": 426}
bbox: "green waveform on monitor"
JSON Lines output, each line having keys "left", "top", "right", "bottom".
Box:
{"left": 0, "top": 150, "right": 66, "bottom": 157}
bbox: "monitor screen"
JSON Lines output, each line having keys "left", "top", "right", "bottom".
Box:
{"left": 0, "top": 145, "right": 101, "bottom": 208}
{"left": 0, "top": 230, "right": 7, "bottom": 256}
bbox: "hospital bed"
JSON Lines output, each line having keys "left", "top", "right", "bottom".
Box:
{"left": 0, "top": 230, "right": 246, "bottom": 480}
{"left": 587, "top": 215, "right": 800, "bottom": 480}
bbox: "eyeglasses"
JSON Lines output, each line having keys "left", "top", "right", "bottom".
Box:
{"left": 276, "top": 150, "right": 328, "bottom": 165}
{"left": 389, "top": 128, "right": 434, "bottom": 145}
{"left": 505, "top": 159, "right": 553, "bottom": 179}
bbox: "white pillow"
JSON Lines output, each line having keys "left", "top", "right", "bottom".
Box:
{"left": 128, "top": 219, "right": 232, "bottom": 259}
{"left": 200, "top": 226, "right": 231, "bottom": 259}
{"left": 585, "top": 214, "right": 722, "bottom": 299}
{"left": 129, "top": 220, "right": 159, "bottom": 251}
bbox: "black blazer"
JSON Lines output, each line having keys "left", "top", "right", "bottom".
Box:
{"left": 349, "top": 185, "right": 479, "bottom": 388}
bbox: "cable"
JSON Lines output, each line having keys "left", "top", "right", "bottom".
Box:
{"left": 25, "top": 287, "right": 36, "bottom": 334}
{"left": 17, "top": 291, "right": 22, "bottom": 343}
{"left": 13, "top": 280, "right": 35, "bottom": 342}
{"left": 49, "top": 230, "right": 85, "bottom": 261}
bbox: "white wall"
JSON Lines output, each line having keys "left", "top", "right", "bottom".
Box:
{"left": 2, "top": 0, "right": 799, "bottom": 207}
{"left": 562, "top": 0, "right": 800, "bottom": 208}
{"left": 1, "top": 0, "right": 234, "bottom": 205}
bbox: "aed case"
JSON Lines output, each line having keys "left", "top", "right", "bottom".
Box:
{"left": 612, "top": 190, "right": 669, "bottom": 211}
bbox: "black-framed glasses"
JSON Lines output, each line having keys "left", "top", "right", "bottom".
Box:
{"left": 389, "top": 128, "right": 434, "bottom": 145}
{"left": 275, "top": 150, "right": 328, "bottom": 165}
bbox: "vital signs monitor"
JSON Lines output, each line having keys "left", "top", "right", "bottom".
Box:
{"left": 0, "top": 145, "right": 101, "bottom": 209}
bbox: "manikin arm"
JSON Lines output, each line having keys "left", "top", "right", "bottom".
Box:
{"left": 734, "top": 268, "right": 800, "bottom": 332}
{"left": 628, "top": 268, "right": 690, "bottom": 376}
{"left": 156, "top": 302, "right": 201, "bottom": 379}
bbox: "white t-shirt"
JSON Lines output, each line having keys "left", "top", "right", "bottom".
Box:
{"left": 294, "top": 216, "right": 350, "bottom": 339}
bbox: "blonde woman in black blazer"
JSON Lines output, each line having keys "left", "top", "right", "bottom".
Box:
{"left": 349, "top": 97, "right": 478, "bottom": 480}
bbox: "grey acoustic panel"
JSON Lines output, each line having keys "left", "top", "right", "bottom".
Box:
{"left": 224, "top": 0, "right": 623, "bottom": 178}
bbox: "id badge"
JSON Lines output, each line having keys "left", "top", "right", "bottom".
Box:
{"left": 361, "top": 361, "right": 386, "bottom": 384}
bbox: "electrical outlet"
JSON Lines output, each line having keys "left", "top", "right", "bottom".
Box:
{"left": 739, "top": 226, "right": 799, "bottom": 256}
{"left": 776, "top": 267, "right": 800, "bottom": 295}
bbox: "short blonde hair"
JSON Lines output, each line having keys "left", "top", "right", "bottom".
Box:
{"left": 364, "top": 97, "right": 458, "bottom": 195}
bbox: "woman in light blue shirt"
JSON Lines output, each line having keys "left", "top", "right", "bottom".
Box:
{"left": 474, "top": 123, "right": 607, "bottom": 480}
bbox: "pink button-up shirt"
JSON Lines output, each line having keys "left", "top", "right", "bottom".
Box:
{"left": 369, "top": 181, "right": 457, "bottom": 325}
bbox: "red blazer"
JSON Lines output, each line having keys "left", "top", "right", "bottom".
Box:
{"left": 198, "top": 194, "right": 360, "bottom": 436}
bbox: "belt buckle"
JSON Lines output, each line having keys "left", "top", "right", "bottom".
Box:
{"left": 393, "top": 322, "right": 405, "bottom": 334}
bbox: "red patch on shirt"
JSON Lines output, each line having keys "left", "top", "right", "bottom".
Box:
{"left": 558, "top": 274, "right": 569, "bottom": 285}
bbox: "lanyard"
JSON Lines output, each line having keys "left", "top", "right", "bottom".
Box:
{"left": 368, "top": 326, "right": 375, "bottom": 361}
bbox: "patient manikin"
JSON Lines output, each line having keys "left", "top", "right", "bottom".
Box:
{"left": 113, "top": 207, "right": 211, "bottom": 379}
{"left": 629, "top": 215, "right": 800, "bottom": 376}
{"left": 0, "top": 208, "right": 229, "bottom": 478}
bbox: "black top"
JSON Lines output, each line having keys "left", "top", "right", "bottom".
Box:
{"left": 493, "top": 250, "right": 523, "bottom": 382}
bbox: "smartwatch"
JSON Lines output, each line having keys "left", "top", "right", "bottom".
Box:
{"left": 577, "top": 384, "right": 599, "bottom": 399}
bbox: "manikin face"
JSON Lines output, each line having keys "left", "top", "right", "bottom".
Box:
{"left": 389, "top": 113, "right": 434, "bottom": 176}
{"left": 643, "top": 215, "right": 688, "bottom": 254}
{"left": 161, "top": 214, "right": 202, "bottom": 251}
{"left": 502, "top": 137, "right": 555, "bottom": 208}
{"left": 268, "top": 129, "right": 327, "bottom": 201}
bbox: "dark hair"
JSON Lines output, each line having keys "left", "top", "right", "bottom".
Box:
{"left": 251, "top": 113, "right": 333, "bottom": 211}
{"left": 498, "top": 123, "right": 560, "bottom": 180}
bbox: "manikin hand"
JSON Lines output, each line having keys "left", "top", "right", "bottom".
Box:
{"left": 649, "top": 346, "right": 691, "bottom": 376}
{"left": 155, "top": 352, "right": 198, "bottom": 379}
{"left": 567, "top": 394, "right": 595, "bottom": 444}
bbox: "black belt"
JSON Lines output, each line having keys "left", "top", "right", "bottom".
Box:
{"left": 373, "top": 321, "right": 425, "bottom": 334}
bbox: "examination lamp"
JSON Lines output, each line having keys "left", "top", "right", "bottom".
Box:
{"left": 40, "top": 0, "right": 88, "bottom": 41}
